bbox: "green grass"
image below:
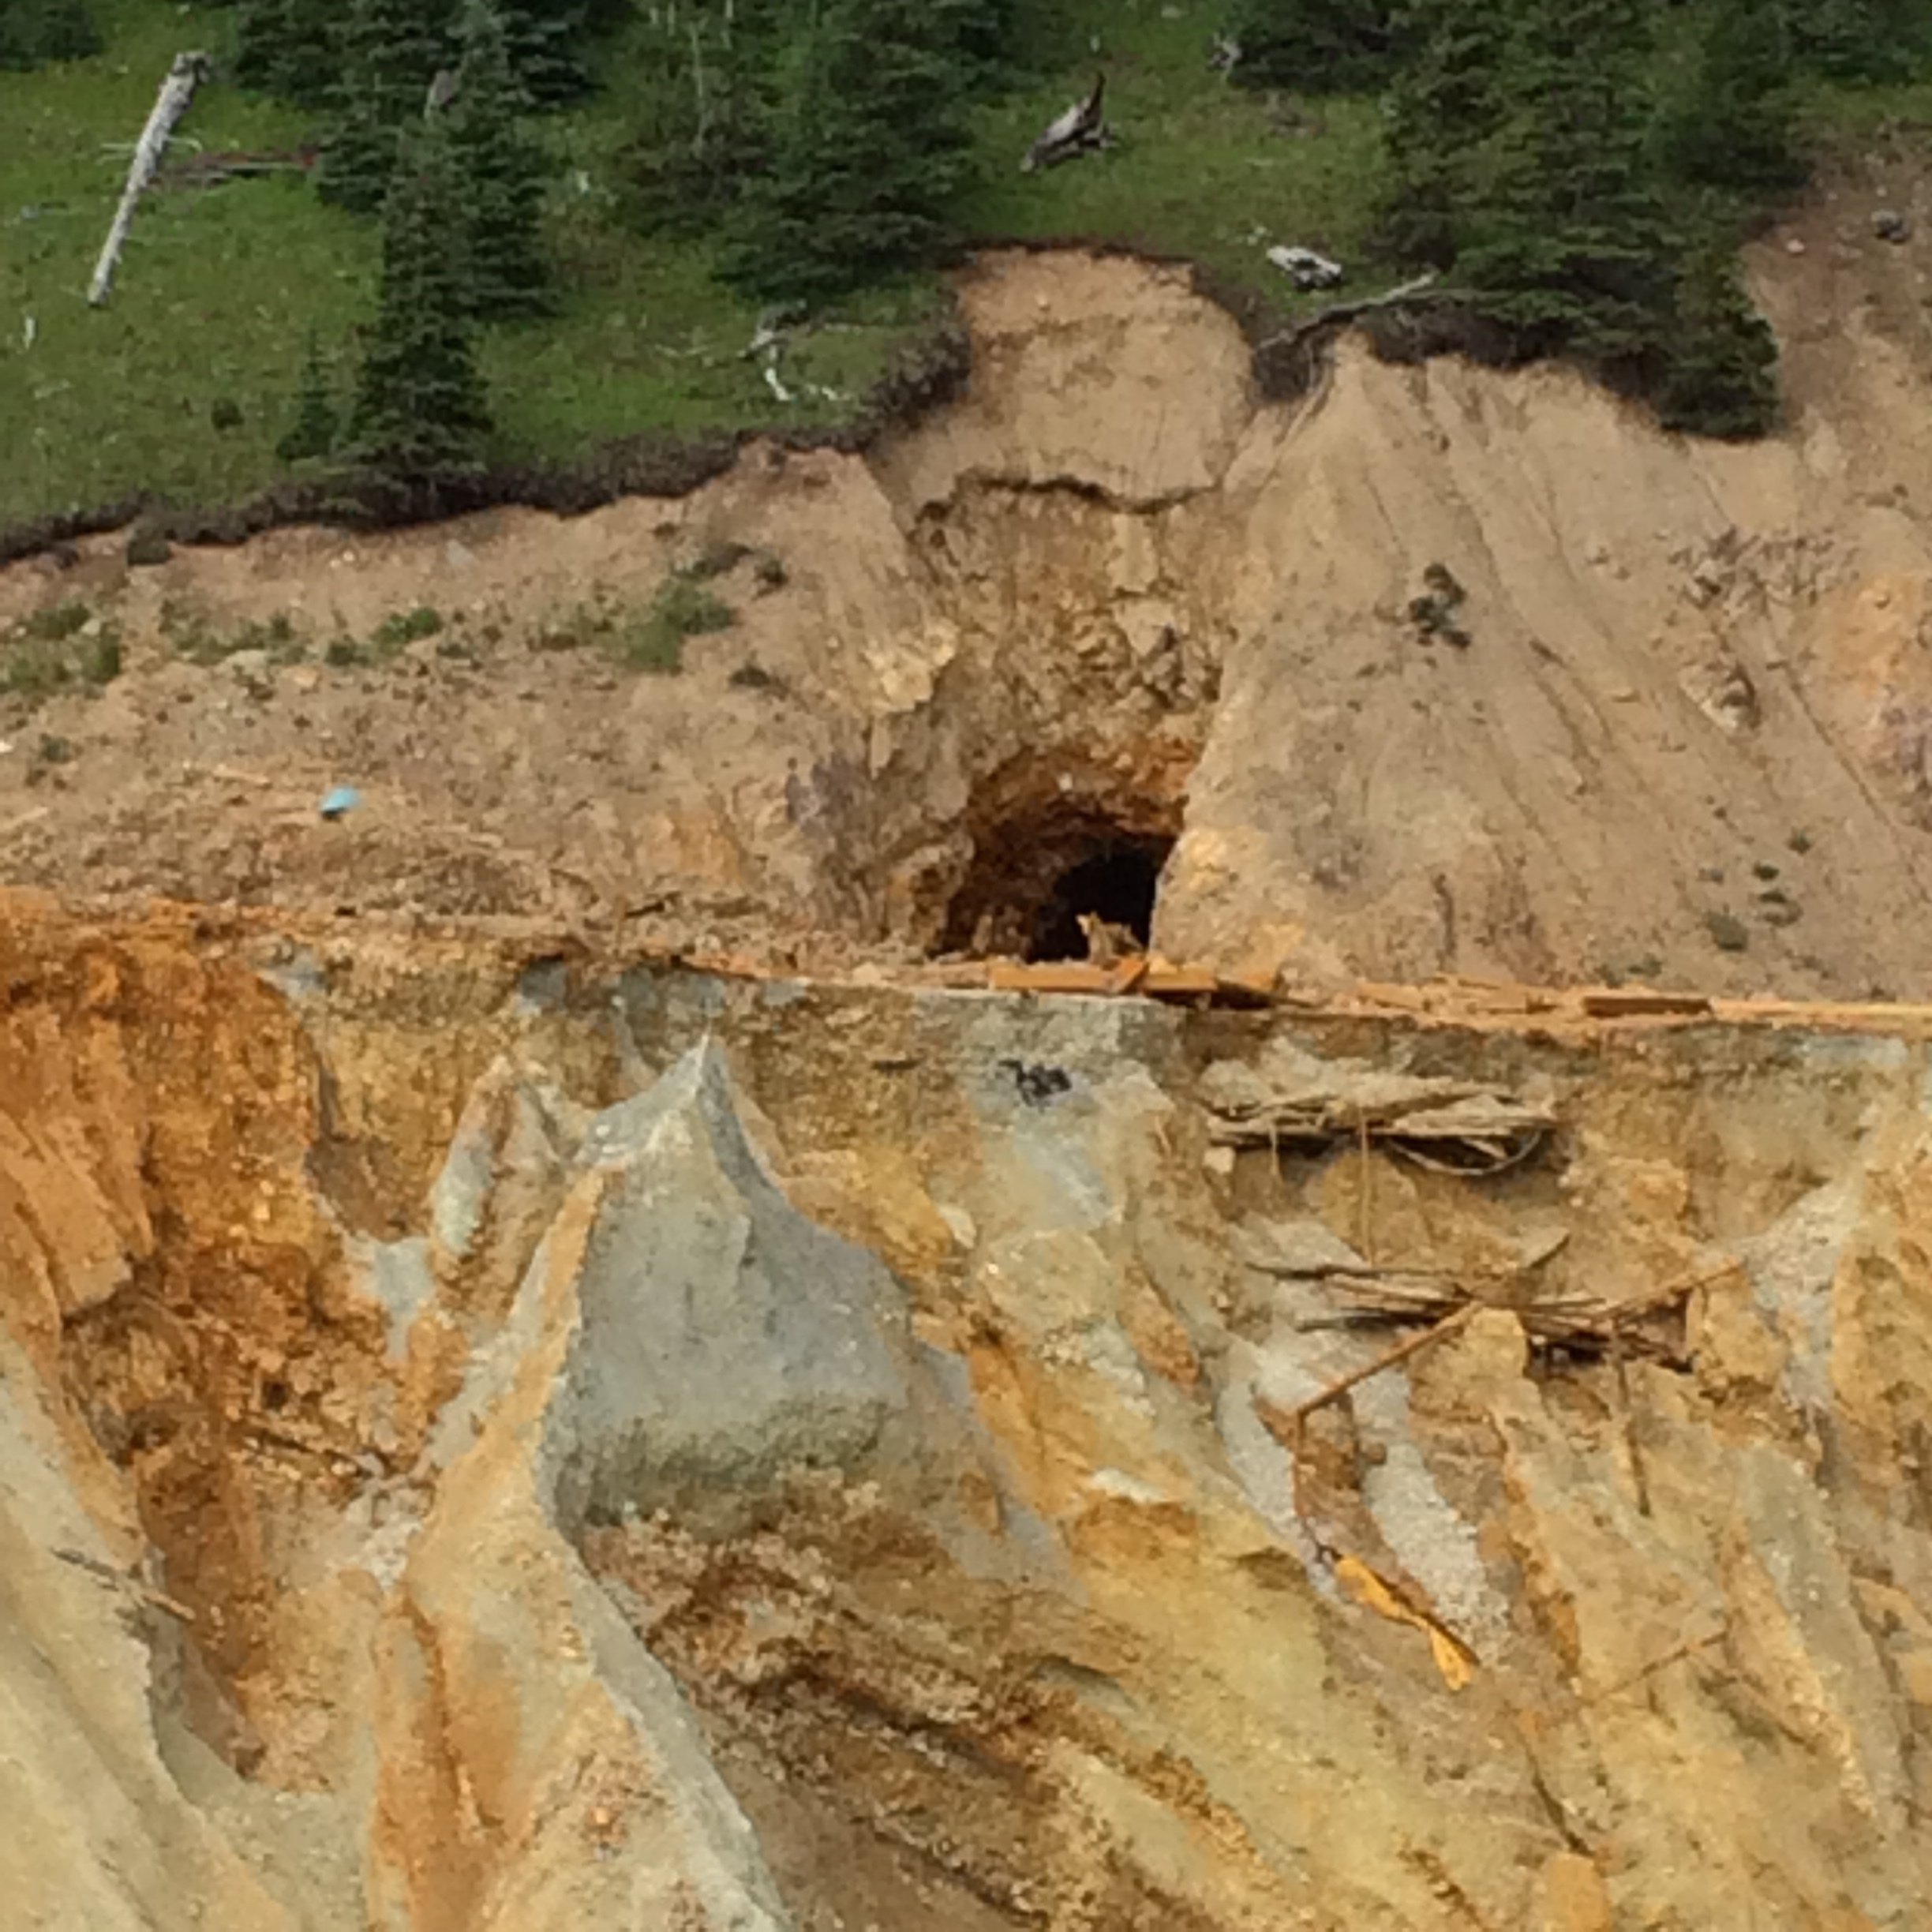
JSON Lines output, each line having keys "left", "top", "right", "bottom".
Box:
{"left": 963, "top": 0, "right": 1391, "bottom": 315}
{"left": 0, "top": 0, "right": 1411, "bottom": 527}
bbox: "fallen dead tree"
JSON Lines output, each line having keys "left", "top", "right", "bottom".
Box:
{"left": 1202, "top": 1055, "right": 1556, "bottom": 1174}
{"left": 88, "top": 51, "right": 212, "bottom": 307}
{"left": 1023, "top": 73, "right": 1111, "bottom": 172}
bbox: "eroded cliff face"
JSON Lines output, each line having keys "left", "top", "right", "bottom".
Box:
{"left": 5, "top": 900, "right": 1932, "bottom": 1931}
{"left": 6, "top": 174, "right": 1932, "bottom": 994}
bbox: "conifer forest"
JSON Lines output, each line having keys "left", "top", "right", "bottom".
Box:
{"left": 3, "top": 0, "right": 1930, "bottom": 529}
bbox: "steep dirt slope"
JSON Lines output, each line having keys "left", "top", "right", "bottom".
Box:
{"left": 4, "top": 900, "right": 1932, "bottom": 1930}
{"left": 6, "top": 177, "right": 1932, "bottom": 994}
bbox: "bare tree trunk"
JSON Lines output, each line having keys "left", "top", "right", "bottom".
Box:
{"left": 87, "top": 52, "right": 211, "bottom": 309}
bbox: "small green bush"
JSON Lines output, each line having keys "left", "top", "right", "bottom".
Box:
{"left": 20, "top": 601, "right": 90, "bottom": 642}
{"left": 371, "top": 605, "right": 443, "bottom": 650}
{"left": 616, "top": 577, "right": 734, "bottom": 673}
{"left": 78, "top": 629, "right": 122, "bottom": 684}
{"left": 1, "top": 640, "right": 70, "bottom": 698}
{"left": 2, "top": 606, "right": 121, "bottom": 697}
{"left": 162, "top": 604, "right": 302, "bottom": 666}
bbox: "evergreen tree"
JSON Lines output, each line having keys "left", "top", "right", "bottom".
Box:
{"left": 626, "top": 0, "right": 785, "bottom": 239}
{"left": 232, "top": 0, "right": 341, "bottom": 107}
{"left": 1225, "top": 0, "right": 1398, "bottom": 95}
{"left": 350, "top": 119, "right": 492, "bottom": 475}
{"left": 1443, "top": 0, "right": 1679, "bottom": 369}
{"left": 928, "top": 0, "right": 1023, "bottom": 94}
{"left": 1655, "top": 225, "right": 1779, "bottom": 437}
{"left": 277, "top": 331, "right": 341, "bottom": 461}
{"left": 1660, "top": 0, "right": 1803, "bottom": 200}
{"left": 0, "top": 0, "right": 101, "bottom": 69}
{"left": 717, "top": 0, "right": 975, "bottom": 303}
{"left": 447, "top": 0, "right": 551, "bottom": 318}
{"left": 1784, "top": 0, "right": 1926, "bottom": 83}
{"left": 496, "top": 0, "right": 619, "bottom": 103}
{"left": 1378, "top": 0, "right": 1513, "bottom": 267}
{"left": 320, "top": 0, "right": 455, "bottom": 215}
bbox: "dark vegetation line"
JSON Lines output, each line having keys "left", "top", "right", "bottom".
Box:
{"left": 2, "top": 0, "right": 1929, "bottom": 559}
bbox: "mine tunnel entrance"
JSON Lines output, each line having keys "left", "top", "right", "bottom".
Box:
{"left": 1027, "top": 837, "right": 1169, "bottom": 960}
{"left": 939, "top": 799, "right": 1177, "bottom": 961}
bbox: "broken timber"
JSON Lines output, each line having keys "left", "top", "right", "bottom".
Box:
{"left": 1204, "top": 1077, "right": 1556, "bottom": 1175}
{"left": 1023, "top": 73, "right": 1111, "bottom": 172}
{"left": 1252, "top": 1258, "right": 1745, "bottom": 1372}
{"left": 88, "top": 51, "right": 212, "bottom": 308}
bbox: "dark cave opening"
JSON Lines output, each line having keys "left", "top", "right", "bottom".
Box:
{"left": 1025, "top": 837, "right": 1170, "bottom": 961}
{"left": 938, "top": 802, "right": 1176, "bottom": 962}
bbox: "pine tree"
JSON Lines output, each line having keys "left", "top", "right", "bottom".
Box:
{"left": 1224, "top": 0, "right": 1398, "bottom": 95}
{"left": 232, "top": 0, "right": 341, "bottom": 107}
{"left": 1448, "top": 0, "right": 1679, "bottom": 368}
{"left": 495, "top": 0, "right": 608, "bottom": 103}
{"left": 928, "top": 0, "right": 1022, "bottom": 93}
{"left": 717, "top": 0, "right": 975, "bottom": 304}
{"left": 1378, "top": 0, "right": 1513, "bottom": 267}
{"left": 1661, "top": 0, "right": 1803, "bottom": 200}
{"left": 0, "top": 0, "right": 101, "bottom": 69}
{"left": 351, "top": 119, "right": 492, "bottom": 475}
{"left": 1656, "top": 226, "right": 1779, "bottom": 438}
{"left": 277, "top": 331, "right": 340, "bottom": 461}
{"left": 320, "top": 0, "right": 455, "bottom": 215}
{"left": 446, "top": 0, "right": 552, "bottom": 318}
{"left": 627, "top": 0, "right": 785, "bottom": 238}
{"left": 1784, "top": 0, "right": 1926, "bottom": 83}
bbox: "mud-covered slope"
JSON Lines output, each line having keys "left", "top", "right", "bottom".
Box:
{"left": 4, "top": 900, "right": 1932, "bottom": 1930}
{"left": 5, "top": 173, "right": 1932, "bottom": 994}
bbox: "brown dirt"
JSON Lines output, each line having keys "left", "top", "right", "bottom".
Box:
{"left": 7, "top": 163, "right": 1932, "bottom": 1932}
{"left": 4, "top": 162, "right": 1932, "bottom": 998}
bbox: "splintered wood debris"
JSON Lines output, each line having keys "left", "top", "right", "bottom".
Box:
{"left": 1200, "top": 1054, "right": 1556, "bottom": 1174}
{"left": 1250, "top": 1254, "right": 1743, "bottom": 1379}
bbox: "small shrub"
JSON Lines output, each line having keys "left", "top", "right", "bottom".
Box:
{"left": 125, "top": 527, "right": 173, "bottom": 568}
{"left": 21, "top": 601, "right": 90, "bottom": 642}
{"left": 79, "top": 629, "right": 122, "bottom": 685}
{"left": 370, "top": 605, "right": 443, "bottom": 650}
{"left": 2, "top": 606, "right": 121, "bottom": 698}
{"left": 616, "top": 578, "right": 734, "bottom": 673}
{"left": 1, "top": 639, "right": 69, "bottom": 698}
{"left": 36, "top": 733, "right": 73, "bottom": 766}
{"left": 210, "top": 397, "right": 245, "bottom": 433}
{"left": 324, "top": 635, "right": 367, "bottom": 668}
{"left": 165, "top": 608, "right": 302, "bottom": 666}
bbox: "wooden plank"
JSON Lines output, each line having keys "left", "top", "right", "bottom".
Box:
{"left": 987, "top": 960, "right": 1118, "bottom": 995}
{"left": 1144, "top": 964, "right": 1221, "bottom": 1000}
{"left": 1579, "top": 987, "right": 1713, "bottom": 1018}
